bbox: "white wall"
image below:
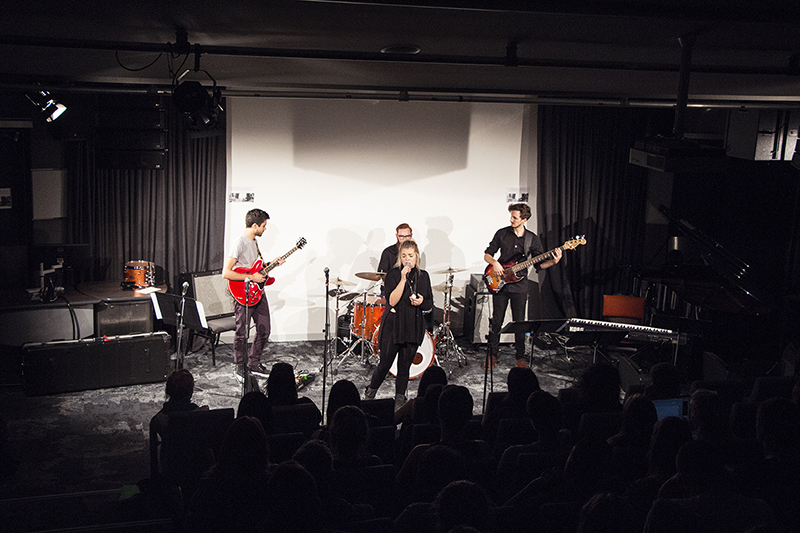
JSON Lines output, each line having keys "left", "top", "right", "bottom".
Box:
{"left": 226, "top": 97, "right": 533, "bottom": 341}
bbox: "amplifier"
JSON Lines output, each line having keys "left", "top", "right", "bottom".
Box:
{"left": 22, "top": 332, "right": 172, "bottom": 396}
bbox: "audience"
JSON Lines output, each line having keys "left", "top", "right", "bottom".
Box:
{"left": 148, "top": 369, "right": 207, "bottom": 478}
{"left": 481, "top": 366, "right": 540, "bottom": 447}
{"left": 329, "top": 405, "right": 382, "bottom": 470}
{"left": 236, "top": 390, "right": 273, "bottom": 435}
{"left": 395, "top": 364, "right": 448, "bottom": 425}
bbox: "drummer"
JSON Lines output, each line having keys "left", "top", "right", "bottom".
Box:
{"left": 378, "top": 223, "right": 413, "bottom": 275}
{"left": 365, "top": 239, "right": 433, "bottom": 410}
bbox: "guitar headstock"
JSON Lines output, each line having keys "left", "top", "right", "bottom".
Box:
{"left": 563, "top": 235, "right": 587, "bottom": 250}
{"left": 296, "top": 237, "right": 308, "bottom": 249}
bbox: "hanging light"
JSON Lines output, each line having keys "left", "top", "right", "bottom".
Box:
{"left": 26, "top": 90, "right": 67, "bottom": 122}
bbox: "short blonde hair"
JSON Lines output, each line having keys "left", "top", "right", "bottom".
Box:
{"left": 394, "top": 239, "right": 420, "bottom": 269}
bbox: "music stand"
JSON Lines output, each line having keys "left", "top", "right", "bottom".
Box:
{"left": 565, "top": 330, "right": 629, "bottom": 364}
{"left": 151, "top": 292, "right": 208, "bottom": 369}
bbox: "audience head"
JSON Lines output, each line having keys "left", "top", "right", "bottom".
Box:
{"left": 215, "top": 416, "right": 270, "bottom": 475}
{"left": 165, "top": 368, "right": 194, "bottom": 402}
{"left": 688, "top": 388, "right": 728, "bottom": 439}
{"left": 237, "top": 390, "right": 273, "bottom": 435}
{"left": 415, "top": 445, "right": 469, "bottom": 503}
{"left": 326, "top": 379, "right": 361, "bottom": 424}
{"left": 648, "top": 416, "right": 693, "bottom": 477}
{"left": 437, "top": 385, "right": 474, "bottom": 435}
{"left": 266, "top": 461, "right": 320, "bottom": 531}
{"left": 417, "top": 365, "right": 448, "bottom": 398}
{"left": 507, "top": 367, "right": 540, "bottom": 404}
{"left": 433, "top": 480, "right": 491, "bottom": 533}
{"left": 578, "top": 362, "right": 622, "bottom": 410}
{"left": 329, "top": 405, "right": 369, "bottom": 460}
{"left": 675, "top": 439, "right": 726, "bottom": 492}
{"left": 756, "top": 396, "right": 800, "bottom": 458}
{"left": 527, "top": 390, "right": 563, "bottom": 436}
{"left": 422, "top": 383, "right": 445, "bottom": 424}
{"left": 292, "top": 439, "right": 334, "bottom": 495}
{"left": 619, "top": 394, "right": 658, "bottom": 444}
{"left": 577, "top": 492, "right": 636, "bottom": 533}
{"left": 266, "top": 362, "right": 298, "bottom": 406}
{"left": 645, "top": 362, "right": 682, "bottom": 400}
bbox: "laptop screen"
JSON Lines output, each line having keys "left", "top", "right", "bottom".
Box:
{"left": 652, "top": 397, "right": 686, "bottom": 420}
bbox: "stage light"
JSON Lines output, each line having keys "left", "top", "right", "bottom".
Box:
{"left": 173, "top": 79, "right": 222, "bottom": 128}
{"left": 26, "top": 90, "right": 67, "bottom": 122}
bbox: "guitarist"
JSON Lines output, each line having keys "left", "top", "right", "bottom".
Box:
{"left": 222, "top": 208, "right": 284, "bottom": 383}
{"left": 483, "top": 203, "right": 560, "bottom": 370}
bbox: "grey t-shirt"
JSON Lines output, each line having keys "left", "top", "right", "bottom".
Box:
{"left": 228, "top": 234, "right": 261, "bottom": 269}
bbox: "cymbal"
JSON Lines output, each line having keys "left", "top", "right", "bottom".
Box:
{"left": 431, "top": 283, "right": 452, "bottom": 293}
{"left": 321, "top": 277, "right": 356, "bottom": 287}
{"left": 432, "top": 267, "right": 467, "bottom": 275}
{"left": 355, "top": 271, "right": 385, "bottom": 281}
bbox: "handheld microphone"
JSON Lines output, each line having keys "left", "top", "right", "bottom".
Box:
{"left": 181, "top": 281, "right": 189, "bottom": 295}
{"left": 324, "top": 266, "right": 329, "bottom": 281}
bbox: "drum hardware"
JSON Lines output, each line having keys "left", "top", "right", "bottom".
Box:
{"left": 433, "top": 269, "right": 468, "bottom": 371}
{"left": 355, "top": 271, "right": 386, "bottom": 282}
{"left": 320, "top": 276, "right": 361, "bottom": 376}
{"left": 332, "top": 280, "right": 383, "bottom": 373}
{"left": 320, "top": 277, "right": 356, "bottom": 287}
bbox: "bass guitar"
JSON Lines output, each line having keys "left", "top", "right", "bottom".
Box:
{"left": 227, "top": 237, "right": 307, "bottom": 305}
{"left": 483, "top": 236, "right": 586, "bottom": 294}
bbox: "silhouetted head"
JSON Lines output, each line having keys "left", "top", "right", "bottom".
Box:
{"left": 266, "top": 362, "right": 298, "bottom": 406}
{"left": 237, "top": 390, "right": 273, "bottom": 435}
{"left": 507, "top": 367, "right": 540, "bottom": 404}
{"left": 648, "top": 416, "right": 692, "bottom": 476}
{"left": 326, "top": 379, "right": 361, "bottom": 423}
{"left": 578, "top": 363, "right": 622, "bottom": 410}
{"left": 438, "top": 385, "right": 474, "bottom": 434}
{"left": 645, "top": 362, "right": 682, "bottom": 400}
{"left": 620, "top": 394, "right": 658, "bottom": 442}
{"left": 527, "top": 390, "right": 563, "bottom": 435}
{"left": 418, "top": 365, "right": 448, "bottom": 398}
{"left": 434, "top": 480, "right": 491, "bottom": 533}
{"left": 577, "top": 492, "right": 636, "bottom": 533}
{"left": 165, "top": 368, "right": 194, "bottom": 402}
{"left": 216, "top": 416, "right": 270, "bottom": 474}
{"left": 329, "top": 405, "right": 369, "bottom": 459}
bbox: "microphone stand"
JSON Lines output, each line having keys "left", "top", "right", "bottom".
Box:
{"left": 322, "top": 267, "right": 330, "bottom": 424}
{"left": 175, "top": 283, "right": 188, "bottom": 370}
{"left": 243, "top": 278, "right": 252, "bottom": 397}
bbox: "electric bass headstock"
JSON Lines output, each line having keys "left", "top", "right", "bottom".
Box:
{"left": 563, "top": 235, "right": 587, "bottom": 250}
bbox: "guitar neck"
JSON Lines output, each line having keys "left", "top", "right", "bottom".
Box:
{"left": 262, "top": 246, "right": 299, "bottom": 275}
{"left": 509, "top": 246, "right": 563, "bottom": 273}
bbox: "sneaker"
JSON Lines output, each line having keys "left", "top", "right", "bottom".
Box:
{"left": 515, "top": 358, "right": 529, "bottom": 369}
{"left": 248, "top": 363, "right": 269, "bottom": 377}
{"left": 234, "top": 366, "right": 245, "bottom": 383}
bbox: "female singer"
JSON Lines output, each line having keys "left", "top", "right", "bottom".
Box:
{"left": 364, "top": 239, "right": 433, "bottom": 409}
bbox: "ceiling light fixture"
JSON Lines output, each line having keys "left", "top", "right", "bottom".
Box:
{"left": 25, "top": 90, "right": 67, "bottom": 122}
{"left": 380, "top": 44, "right": 421, "bottom": 55}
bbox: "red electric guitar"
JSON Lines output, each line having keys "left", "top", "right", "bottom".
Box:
{"left": 483, "top": 236, "right": 586, "bottom": 294}
{"left": 227, "top": 237, "right": 307, "bottom": 305}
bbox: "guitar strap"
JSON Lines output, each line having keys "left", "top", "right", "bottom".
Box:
{"left": 523, "top": 231, "right": 533, "bottom": 259}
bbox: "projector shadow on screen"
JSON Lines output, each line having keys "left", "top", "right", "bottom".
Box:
{"left": 292, "top": 100, "right": 470, "bottom": 181}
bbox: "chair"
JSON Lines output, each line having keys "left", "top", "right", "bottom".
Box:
{"left": 159, "top": 408, "right": 235, "bottom": 495}
{"left": 272, "top": 403, "right": 322, "bottom": 438}
{"left": 411, "top": 423, "right": 441, "bottom": 447}
{"left": 602, "top": 294, "right": 645, "bottom": 325}
{"left": 361, "top": 398, "right": 396, "bottom": 427}
{"left": 332, "top": 464, "right": 397, "bottom": 517}
{"left": 493, "top": 418, "right": 535, "bottom": 458}
{"left": 268, "top": 431, "right": 306, "bottom": 463}
{"left": 367, "top": 425, "right": 396, "bottom": 464}
{"left": 184, "top": 270, "right": 236, "bottom": 366}
{"left": 748, "top": 376, "right": 795, "bottom": 402}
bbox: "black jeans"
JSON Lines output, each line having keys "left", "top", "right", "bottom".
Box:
{"left": 489, "top": 289, "right": 528, "bottom": 360}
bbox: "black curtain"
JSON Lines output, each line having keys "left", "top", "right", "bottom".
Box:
{"left": 537, "top": 105, "right": 668, "bottom": 320}
{"left": 67, "top": 100, "right": 226, "bottom": 291}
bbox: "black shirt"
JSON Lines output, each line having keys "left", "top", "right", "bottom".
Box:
{"left": 379, "top": 266, "right": 433, "bottom": 347}
{"left": 378, "top": 243, "right": 398, "bottom": 274}
{"left": 484, "top": 226, "right": 544, "bottom": 293}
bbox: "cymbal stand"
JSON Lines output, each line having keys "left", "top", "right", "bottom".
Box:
{"left": 436, "top": 272, "right": 468, "bottom": 370}
{"left": 333, "top": 282, "right": 379, "bottom": 373}
{"left": 320, "top": 281, "right": 345, "bottom": 375}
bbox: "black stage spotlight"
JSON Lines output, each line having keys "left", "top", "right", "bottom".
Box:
{"left": 25, "top": 90, "right": 67, "bottom": 122}
{"left": 173, "top": 79, "right": 222, "bottom": 128}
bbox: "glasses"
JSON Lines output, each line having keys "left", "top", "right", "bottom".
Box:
{"left": 397, "top": 234, "right": 413, "bottom": 239}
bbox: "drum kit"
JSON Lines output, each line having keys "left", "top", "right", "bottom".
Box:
{"left": 121, "top": 260, "right": 155, "bottom": 290}
{"left": 323, "top": 266, "right": 469, "bottom": 378}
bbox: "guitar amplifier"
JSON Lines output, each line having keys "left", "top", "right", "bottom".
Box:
{"left": 22, "top": 332, "right": 172, "bottom": 396}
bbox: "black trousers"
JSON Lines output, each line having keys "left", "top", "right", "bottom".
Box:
{"left": 369, "top": 341, "right": 417, "bottom": 397}
{"left": 489, "top": 289, "right": 528, "bottom": 360}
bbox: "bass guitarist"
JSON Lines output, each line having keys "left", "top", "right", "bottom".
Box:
{"left": 483, "top": 203, "right": 560, "bottom": 370}
{"left": 222, "top": 208, "right": 284, "bottom": 383}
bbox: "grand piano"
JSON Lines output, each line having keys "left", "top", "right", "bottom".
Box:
{"left": 636, "top": 204, "right": 782, "bottom": 371}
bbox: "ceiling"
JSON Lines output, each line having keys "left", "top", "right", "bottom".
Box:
{"left": 2, "top": 0, "right": 800, "bottom": 106}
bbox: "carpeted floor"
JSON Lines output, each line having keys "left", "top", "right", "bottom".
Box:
{"left": 0, "top": 332, "right": 593, "bottom": 507}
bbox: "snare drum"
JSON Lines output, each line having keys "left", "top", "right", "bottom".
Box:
{"left": 372, "top": 326, "right": 435, "bottom": 380}
{"left": 123, "top": 260, "right": 155, "bottom": 288}
{"left": 352, "top": 295, "right": 386, "bottom": 338}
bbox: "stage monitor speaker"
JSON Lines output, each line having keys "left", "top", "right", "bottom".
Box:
{"left": 463, "top": 284, "right": 514, "bottom": 344}
{"left": 182, "top": 270, "right": 234, "bottom": 320}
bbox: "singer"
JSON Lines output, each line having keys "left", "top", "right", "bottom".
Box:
{"left": 222, "top": 208, "right": 284, "bottom": 384}
{"left": 364, "top": 239, "right": 433, "bottom": 409}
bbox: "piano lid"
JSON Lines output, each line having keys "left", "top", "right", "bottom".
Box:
{"left": 638, "top": 205, "right": 776, "bottom": 315}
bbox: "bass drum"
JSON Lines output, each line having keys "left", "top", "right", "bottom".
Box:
{"left": 372, "top": 326, "right": 435, "bottom": 380}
